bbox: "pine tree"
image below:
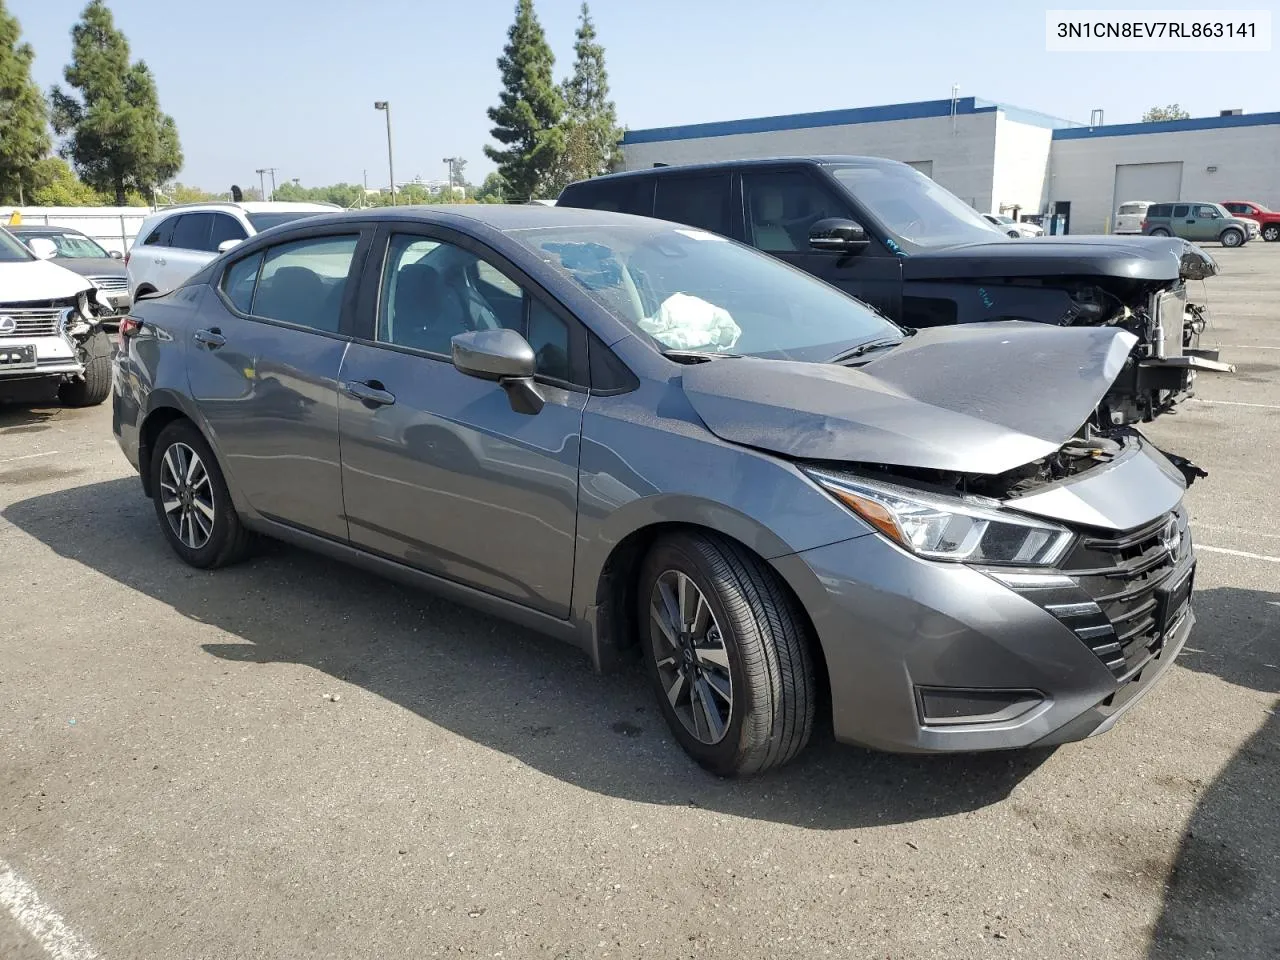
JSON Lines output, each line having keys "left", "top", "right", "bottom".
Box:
{"left": 0, "top": 1, "right": 51, "bottom": 204}
{"left": 484, "top": 0, "right": 564, "bottom": 200}
{"left": 561, "top": 3, "right": 621, "bottom": 177}
{"left": 50, "top": 0, "right": 182, "bottom": 205}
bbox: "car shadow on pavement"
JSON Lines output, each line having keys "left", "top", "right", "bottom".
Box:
{"left": 0, "top": 402, "right": 61, "bottom": 432}
{"left": 1146, "top": 585, "right": 1279, "bottom": 958}
{"left": 6, "top": 478, "right": 1057, "bottom": 830}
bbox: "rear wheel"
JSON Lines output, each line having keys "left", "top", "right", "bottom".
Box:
{"left": 1149, "top": 227, "right": 1171, "bottom": 237}
{"left": 1220, "top": 228, "right": 1244, "bottom": 248}
{"left": 1263, "top": 224, "right": 1279, "bottom": 242}
{"left": 638, "top": 532, "right": 815, "bottom": 776}
{"left": 150, "top": 419, "right": 254, "bottom": 568}
{"left": 57, "top": 330, "right": 112, "bottom": 407}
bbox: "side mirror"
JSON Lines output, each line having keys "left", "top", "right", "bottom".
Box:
{"left": 28, "top": 237, "right": 58, "bottom": 260}
{"left": 217, "top": 239, "right": 242, "bottom": 254}
{"left": 451, "top": 328, "right": 544, "bottom": 415}
{"left": 808, "top": 218, "right": 870, "bottom": 253}
{"left": 110, "top": 249, "right": 124, "bottom": 259}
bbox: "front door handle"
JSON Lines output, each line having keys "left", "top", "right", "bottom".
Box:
{"left": 194, "top": 328, "right": 226, "bottom": 348}
{"left": 343, "top": 379, "right": 396, "bottom": 407}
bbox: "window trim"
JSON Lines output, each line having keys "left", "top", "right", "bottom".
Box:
{"left": 208, "top": 211, "right": 249, "bottom": 249}
{"left": 355, "top": 223, "right": 591, "bottom": 392}
{"left": 213, "top": 226, "right": 374, "bottom": 341}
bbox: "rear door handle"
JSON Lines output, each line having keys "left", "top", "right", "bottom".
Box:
{"left": 194, "top": 328, "right": 226, "bottom": 348}
{"left": 154, "top": 257, "right": 167, "bottom": 266}
{"left": 343, "top": 379, "right": 395, "bottom": 407}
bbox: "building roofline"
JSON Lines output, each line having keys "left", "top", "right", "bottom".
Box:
{"left": 1052, "top": 110, "right": 1280, "bottom": 140}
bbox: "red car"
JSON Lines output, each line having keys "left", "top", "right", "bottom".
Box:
{"left": 1222, "top": 201, "right": 1280, "bottom": 242}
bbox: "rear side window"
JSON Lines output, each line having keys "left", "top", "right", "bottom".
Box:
{"left": 560, "top": 177, "right": 654, "bottom": 216}
{"left": 1147, "top": 204, "right": 1171, "bottom": 218}
{"left": 170, "top": 213, "right": 214, "bottom": 251}
{"left": 209, "top": 213, "right": 248, "bottom": 250}
{"left": 222, "top": 253, "right": 263, "bottom": 313}
{"left": 250, "top": 235, "right": 359, "bottom": 333}
{"left": 653, "top": 175, "right": 733, "bottom": 236}
{"left": 1172, "top": 204, "right": 1190, "bottom": 218}
{"left": 142, "top": 217, "right": 175, "bottom": 246}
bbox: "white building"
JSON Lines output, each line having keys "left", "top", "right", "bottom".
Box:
{"left": 620, "top": 97, "right": 1280, "bottom": 235}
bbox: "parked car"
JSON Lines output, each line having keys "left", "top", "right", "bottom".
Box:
{"left": 1221, "top": 201, "right": 1280, "bottom": 242}
{"left": 1113, "top": 201, "right": 1154, "bottom": 235}
{"left": 983, "top": 213, "right": 1043, "bottom": 238}
{"left": 113, "top": 206, "right": 1200, "bottom": 775}
{"left": 1141, "top": 202, "right": 1256, "bottom": 247}
{"left": 11, "top": 224, "right": 131, "bottom": 316}
{"left": 126, "top": 200, "right": 339, "bottom": 301}
{"left": 557, "top": 157, "right": 1232, "bottom": 424}
{"left": 0, "top": 226, "right": 116, "bottom": 406}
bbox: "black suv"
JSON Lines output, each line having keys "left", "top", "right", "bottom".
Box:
{"left": 558, "top": 156, "right": 1231, "bottom": 425}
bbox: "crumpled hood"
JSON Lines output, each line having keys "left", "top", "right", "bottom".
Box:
{"left": 907, "top": 234, "right": 1218, "bottom": 283}
{"left": 682, "top": 322, "right": 1137, "bottom": 476}
{"left": 0, "top": 258, "right": 94, "bottom": 303}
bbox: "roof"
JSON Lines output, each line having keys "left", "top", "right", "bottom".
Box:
{"left": 256, "top": 203, "right": 667, "bottom": 233}
{"left": 1052, "top": 110, "right": 1280, "bottom": 140}
{"left": 563, "top": 155, "right": 905, "bottom": 187}
{"left": 621, "top": 97, "right": 1082, "bottom": 146}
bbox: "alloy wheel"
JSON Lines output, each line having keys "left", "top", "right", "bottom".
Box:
{"left": 649, "top": 570, "right": 734, "bottom": 744}
{"left": 159, "top": 442, "right": 216, "bottom": 550}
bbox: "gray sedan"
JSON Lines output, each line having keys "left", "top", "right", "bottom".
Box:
{"left": 111, "top": 206, "right": 1197, "bottom": 775}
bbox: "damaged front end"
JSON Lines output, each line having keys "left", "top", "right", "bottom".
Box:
{"left": 0, "top": 286, "right": 116, "bottom": 403}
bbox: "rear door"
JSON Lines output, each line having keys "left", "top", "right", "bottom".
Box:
{"left": 1170, "top": 204, "right": 1193, "bottom": 238}
{"left": 336, "top": 224, "right": 588, "bottom": 617}
{"left": 185, "top": 225, "right": 375, "bottom": 539}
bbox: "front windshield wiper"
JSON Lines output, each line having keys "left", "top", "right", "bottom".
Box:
{"left": 825, "top": 337, "right": 904, "bottom": 364}
{"left": 661, "top": 349, "right": 743, "bottom": 364}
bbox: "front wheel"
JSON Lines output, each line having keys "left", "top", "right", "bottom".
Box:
{"left": 1263, "top": 224, "right": 1279, "bottom": 242}
{"left": 1220, "top": 228, "right": 1244, "bottom": 247}
{"left": 1007, "top": 230, "right": 1020, "bottom": 238}
{"left": 638, "top": 532, "right": 816, "bottom": 776}
{"left": 1149, "top": 228, "right": 1171, "bottom": 237}
{"left": 57, "top": 330, "right": 112, "bottom": 407}
{"left": 150, "top": 419, "right": 254, "bottom": 569}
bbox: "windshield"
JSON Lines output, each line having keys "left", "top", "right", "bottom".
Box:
{"left": 18, "top": 231, "right": 109, "bottom": 258}
{"left": 508, "top": 222, "right": 900, "bottom": 363}
{"left": 247, "top": 212, "right": 327, "bottom": 232}
{"left": 0, "top": 227, "right": 34, "bottom": 262}
{"left": 828, "top": 161, "right": 1006, "bottom": 249}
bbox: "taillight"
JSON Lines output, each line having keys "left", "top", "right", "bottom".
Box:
{"left": 117, "top": 315, "right": 143, "bottom": 348}
{"left": 1140, "top": 218, "right": 1149, "bottom": 231}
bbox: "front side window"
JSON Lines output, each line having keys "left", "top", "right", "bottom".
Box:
{"left": 378, "top": 233, "right": 574, "bottom": 381}
{"left": 827, "top": 160, "right": 1005, "bottom": 249}
{"left": 1223, "top": 203, "right": 1246, "bottom": 215}
{"left": 653, "top": 175, "right": 732, "bottom": 236}
{"left": 251, "top": 235, "right": 358, "bottom": 332}
{"left": 508, "top": 221, "right": 900, "bottom": 364}
{"left": 1195, "top": 205, "right": 1221, "bottom": 219}
{"left": 209, "top": 214, "right": 248, "bottom": 250}
{"left": 742, "top": 171, "right": 850, "bottom": 253}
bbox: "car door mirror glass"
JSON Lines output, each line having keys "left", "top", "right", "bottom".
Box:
{"left": 217, "top": 239, "right": 242, "bottom": 253}
{"left": 28, "top": 237, "right": 58, "bottom": 260}
{"left": 808, "top": 218, "right": 870, "bottom": 253}
{"left": 451, "top": 329, "right": 544, "bottom": 415}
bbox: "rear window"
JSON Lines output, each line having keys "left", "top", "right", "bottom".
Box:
{"left": 558, "top": 177, "right": 654, "bottom": 216}
{"left": 1118, "top": 203, "right": 1147, "bottom": 215}
{"left": 247, "top": 212, "right": 327, "bottom": 232}
{"left": 1147, "top": 204, "right": 1172, "bottom": 218}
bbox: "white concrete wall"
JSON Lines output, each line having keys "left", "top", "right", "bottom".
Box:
{"left": 991, "top": 115, "right": 1052, "bottom": 216}
{"left": 1048, "top": 124, "right": 1280, "bottom": 234}
{"left": 622, "top": 112, "right": 1000, "bottom": 212}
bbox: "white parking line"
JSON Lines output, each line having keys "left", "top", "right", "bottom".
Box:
{"left": 1199, "top": 545, "right": 1280, "bottom": 564}
{"left": 1218, "top": 344, "right": 1280, "bottom": 349}
{"left": 0, "top": 451, "right": 60, "bottom": 465}
{"left": 0, "top": 860, "right": 98, "bottom": 960}
{"left": 1191, "top": 398, "right": 1280, "bottom": 410}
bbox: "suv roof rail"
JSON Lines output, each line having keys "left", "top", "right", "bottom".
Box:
{"left": 151, "top": 200, "right": 345, "bottom": 213}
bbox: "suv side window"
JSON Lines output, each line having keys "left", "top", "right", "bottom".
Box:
{"left": 170, "top": 213, "right": 214, "bottom": 251}
{"left": 1223, "top": 203, "right": 1245, "bottom": 215}
{"left": 251, "top": 234, "right": 359, "bottom": 333}
{"left": 1147, "top": 204, "right": 1171, "bottom": 218}
{"left": 742, "top": 170, "right": 850, "bottom": 252}
{"left": 208, "top": 213, "right": 248, "bottom": 250}
{"left": 378, "top": 233, "right": 582, "bottom": 385}
{"left": 1195, "top": 204, "right": 1221, "bottom": 219}
{"left": 653, "top": 175, "right": 733, "bottom": 236}
{"left": 1172, "top": 204, "right": 1190, "bottom": 218}
{"left": 560, "top": 177, "right": 654, "bottom": 216}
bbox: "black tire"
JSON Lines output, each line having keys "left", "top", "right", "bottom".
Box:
{"left": 150, "top": 419, "right": 254, "bottom": 569}
{"left": 57, "top": 330, "right": 112, "bottom": 407}
{"left": 1149, "top": 228, "right": 1171, "bottom": 237}
{"left": 1262, "top": 224, "right": 1279, "bottom": 242}
{"left": 1220, "top": 228, "right": 1244, "bottom": 248}
{"left": 638, "top": 531, "right": 815, "bottom": 776}
{"left": 1007, "top": 230, "right": 1020, "bottom": 239}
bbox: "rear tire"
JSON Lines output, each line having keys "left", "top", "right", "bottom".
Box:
{"left": 150, "top": 419, "right": 254, "bottom": 569}
{"left": 638, "top": 531, "right": 816, "bottom": 776}
{"left": 1149, "top": 228, "right": 1171, "bottom": 237}
{"left": 57, "top": 330, "right": 112, "bottom": 407}
{"left": 1220, "top": 228, "right": 1244, "bottom": 248}
{"left": 1263, "top": 224, "right": 1279, "bottom": 242}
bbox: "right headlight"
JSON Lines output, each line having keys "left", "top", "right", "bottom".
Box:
{"left": 804, "top": 468, "right": 1075, "bottom": 566}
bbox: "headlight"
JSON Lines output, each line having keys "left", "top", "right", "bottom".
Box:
{"left": 804, "top": 468, "right": 1075, "bottom": 566}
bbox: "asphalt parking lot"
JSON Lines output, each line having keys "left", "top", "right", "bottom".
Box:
{"left": 2, "top": 245, "right": 1277, "bottom": 960}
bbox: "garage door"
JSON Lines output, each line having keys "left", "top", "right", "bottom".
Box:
{"left": 1112, "top": 162, "right": 1183, "bottom": 214}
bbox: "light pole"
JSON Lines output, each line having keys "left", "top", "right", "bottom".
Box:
{"left": 267, "top": 167, "right": 278, "bottom": 200}
{"left": 374, "top": 101, "right": 396, "bottom": 205}
{"left": 442, "top": 157, "right": 463, "bottom": 200}
{"left": 255, "top": 168, "right": 267, "bottom": 201}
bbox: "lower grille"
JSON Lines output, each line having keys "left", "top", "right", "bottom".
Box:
{"left": 88, "top": 275, "right": 128, "bottom": 292}
{"left": 0, "top": 308, "right": 64, "bottom": 338}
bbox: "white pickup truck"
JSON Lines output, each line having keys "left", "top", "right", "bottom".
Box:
{"left": 1, "top": 226, "right": 116, "bottom": 407}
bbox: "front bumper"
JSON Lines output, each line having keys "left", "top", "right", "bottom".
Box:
{"left": 775, "top": 528, "right": 1194, "bottom": 754}
{"left": 0, "top": 335, "right": 83, "bottom": 381}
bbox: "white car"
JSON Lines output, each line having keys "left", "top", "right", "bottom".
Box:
{"left": 126, "top": 200, "right": 340, "bottom": 300}
{"left": 1114, "top": 201, "right": 1155, "bottom": 235}
{"left": 983, "top": 214, "right": 1044, "bottom": 238}
{"left": 0, "top": 226, "right": 116, "bottom": 406}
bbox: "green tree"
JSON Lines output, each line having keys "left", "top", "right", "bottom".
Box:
{"left": 50, "top": 0, "right": 183, "bottom": 205}
{"left": 552, "top": 1, "right": 621, "bottom": 191}
{"left": 27, "top": 157, "right": 100, "bottom": 205}
{"left": 0, "top": 1, "right": 51, "bottom": 204}
{"left": 474, "top": 171, "right": 507, "bottom": 203}
{"left": 484, "top": 0, "right": 564, "bottom": 200}
{"left": 1142, "top": 104, "right": 1191, "bottom": 122}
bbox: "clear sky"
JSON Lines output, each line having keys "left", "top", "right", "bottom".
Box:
{"left": 10, "top": 0, "right": 1280, "bottom": 191}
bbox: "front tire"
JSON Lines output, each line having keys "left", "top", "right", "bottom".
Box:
{"left": 150, "top": 420, "right": 253, "bottom": 569}
{"left": 1263, "top": 224, "right": 1279, "bottom": 242}
{"left": 57, "top": 330, "right": 112, "bottom": 407}
{"left": 1149, "top": 228, "right": 1171, "bottom": 237}
{"left": 1220, "top": 228, "right": 1244, "bottom": 247}
{"left": 638, "top": 532, "right": 815, "bottom": 776}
